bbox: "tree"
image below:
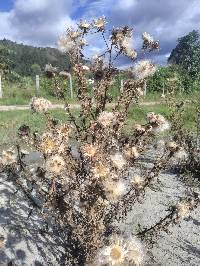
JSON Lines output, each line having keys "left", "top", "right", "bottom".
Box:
{"left": 0, "top": 45, "right": 13, "bottom": 73}
{"left": 168, "top": 30, "right": 200, "bottom": 77}
{"left": 147, "top": 65, "right": 182, "bottom": 93}
{"left": 31, "top": 63, "right": 42, "bottom": 76}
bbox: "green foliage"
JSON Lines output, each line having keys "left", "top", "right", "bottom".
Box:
{"left": 168, "top": 30, "right": 200, "bottom": 78}
{"left": 148, "top": 63, "right": 200, "bottom": 94}
{"left": 31, "top": 64, "right": 42, "bottom": 76}
{"left": 147, "top": 65, "right": 182, "bottom": 93}
{"left": 0, "top": 45, "right": 14, "bottom": 73}
{"left": 0, "top": 39, "right": 71, "bottom": 76}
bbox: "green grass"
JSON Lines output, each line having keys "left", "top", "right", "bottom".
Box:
{"left": 0, "top": 109, "right": 69, "bottom": 148}
{"left": 0, "top": 103, "right": 197, "bottom": 148}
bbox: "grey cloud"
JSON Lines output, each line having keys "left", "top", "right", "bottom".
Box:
{"left": 107, "top": 0, "right": 200, "bottom": 64}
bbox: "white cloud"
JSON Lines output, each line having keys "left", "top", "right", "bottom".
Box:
{"left": 116, "top": 0, "right": 136, "bottom": 10}
{"left": 0, "top": 11, "right": 16, "bottom": 40}
{"left": 15, "top": 0, "right": 50, "bottom": 12}
{"left": 0, "top": 0, "right": 76, "bottom": 46}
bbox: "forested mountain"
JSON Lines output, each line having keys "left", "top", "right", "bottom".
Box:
{"left": 0, "top": 39, "right": 71, "bottom": 76}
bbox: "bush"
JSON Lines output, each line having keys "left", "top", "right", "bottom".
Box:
{"left": 148, "top": 64, "right": 200, "bottom": 95}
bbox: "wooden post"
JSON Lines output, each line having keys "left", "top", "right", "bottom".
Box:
{"left": 0, "top": 73, "right": 2, "bottom": 98}
{"left": 120, "top": 79, "right": 124, "bottom": 93}
{"left": 143, "top": 80, "right": 147, "bottom": 96}
{"left": 36, "top": 75, "right": 40, "bottom": 96}
{"left": 162, "top": 86, "right": 165, "bottom": 96}
{"left": 68, "top": 73, "right": 73, "bottom": 99}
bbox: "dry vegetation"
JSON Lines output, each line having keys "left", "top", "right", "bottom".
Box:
{"left": 0, "top": 18, "right": 200, "bottom": 265}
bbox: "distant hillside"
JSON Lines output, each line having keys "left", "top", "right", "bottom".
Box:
{"left": 0, "top": 39, "right": 71, "bottom": 76}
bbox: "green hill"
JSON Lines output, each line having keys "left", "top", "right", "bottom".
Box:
{"left": 0, "top": 39, "right": 71, "bottom": 76}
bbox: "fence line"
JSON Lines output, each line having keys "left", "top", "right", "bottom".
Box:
{"left": 36, "top": 75, "right": 40, "bottom": 95}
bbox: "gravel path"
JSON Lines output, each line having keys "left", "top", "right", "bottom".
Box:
{"left": 0, "top": 148, "right": 199, "bottom": 265}
{"left": 0, "top": 173, "right": 65, "bottom": 265}
{"left": 121, "top": 170, "right": 200, "bottom": 266}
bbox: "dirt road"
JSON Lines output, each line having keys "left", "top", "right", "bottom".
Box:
{"left": 0, "top": 102, "right": 160, "bottom": 111}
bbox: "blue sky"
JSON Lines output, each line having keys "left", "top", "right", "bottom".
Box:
{"left": 0, "top": 0, "right": 200, "bottom": 66}
{"left": 0, "top": 0, "right": 13, "bottom": 11}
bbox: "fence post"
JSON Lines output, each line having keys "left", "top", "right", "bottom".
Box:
{"left": 0, "top": 73, "right": 2, "bottom": 98}
{"left": 36, "top": 75, "right": 40, "bottom": 96}
{"left": 143, "top": 80, "right": 147, "bottom": 96}
{"left": 120, "top": 79, "right": 124, "bottom": 93}
{"left": 68, "top": 73, "right": 73, "bottom": 99}
{"left": 162, "top": 86, "right": 165, "bottom": 96}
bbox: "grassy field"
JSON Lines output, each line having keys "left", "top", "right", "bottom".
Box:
{"left": 0, "top": 109, "right": 69, "bottom": 148}
{"left": 0, "top": 102, "right": 197, "bottom": 148}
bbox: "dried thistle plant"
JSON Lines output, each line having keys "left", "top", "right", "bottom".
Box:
{"left": 1, "top": 18, "right": 199, "bottom": 266}
{"left": 166, "top": 94, "right": 200, "bottom": 182}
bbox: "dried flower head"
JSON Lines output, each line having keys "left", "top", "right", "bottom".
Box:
{"left": 0, "top": 149, "right": 17, "bottom": 165}
{"left": 56, "top": 124, "right": 73, "bottom": 140}
{"left": 146, "top": 112, "right": 157, "bottom": 123}
{"left": 131, "top": 175, "right": 144, "bottom": 188}
{"left": 124, "top": 146, "right": 140, "bottom": 159}
{"left": 40, "top": 133, "right": 60, "bottom": 154}
{"left": 147, "top": 112, "right": 170, "bottom": 133}
{"left": 103, "top": 180, "right": 127, "bottom": 202}
{"left": 82, "top": 144, "right": 97, "bottom": 158}
{"left": 58, "top": 35, "right": 75, "bottom": 53}
{"left": 30, "top": 97, "right": 51, "bottom": 113}
{"left": 68, "top": 29, "right": 81, "bottom": 40}
{"left": 132, "top": 147, "right": 140, "bottom": 159}
{"left": 93, "top": 163, "right": 110, "bottom": 178}
{"left": 176, "top": 202, "right": 191, "bottom": 218}
{"left": 142, "top": 32, "right": 154, "bottom": 44}
{"left": 18, "top": 124, "right": 30, "bottom": 138}
{"left": 110, "top": 152, "right": 126, "bottom": 169}
{"left": 98, "top": 111, "right": 116, "bottom": 127}
{"left": 79, "top": 39, "right": 88, "bottom": 47}
{"left": 95, "top": 235, "right": 144, "bottom": 265}
{"left": 94, "top": 17, "right": 107, "bottom": 31}
{"left": 134, "top": 124, "right": 146, "bottom": 134}
{"left": 122, "top": 37, "right": 137, "bottom": 59}
{"left": 166, "top": 141, "right": 178, "bottom": 152}
{"left": 82, "top": 65, "right": 90, "bottom": 72}
{"left": 142, "top": 32, "right": 159, "bottom": 50}
{"left": 135, "top": 87, "right": 144, "bottom": 97}
{"left": 111, "top": 27, "right": 137, "bottom": 59}
{"left": 79, "top": 20, "right": 90, "bottom": 31}
{"left": 46, "top": 155, "right": 65, "bottom": 174}
{"left": 132, "top": 60, "right": 157, "bottom": 80}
